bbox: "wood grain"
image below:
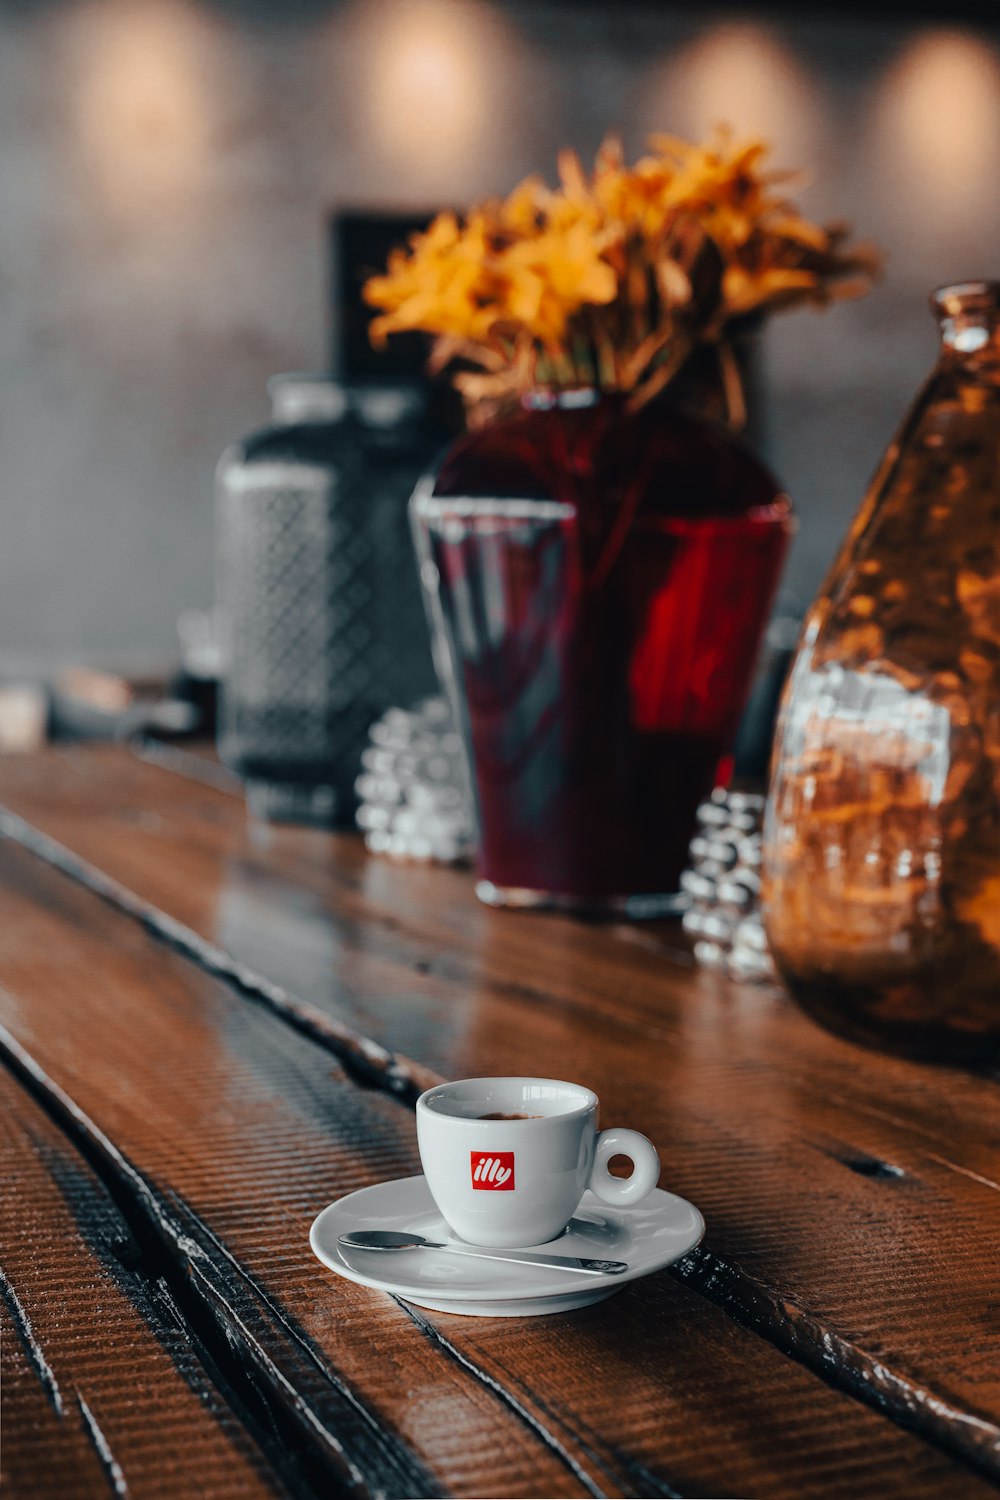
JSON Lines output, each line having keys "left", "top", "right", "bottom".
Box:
{"left": 1, "top": 746, "right": 999, "bottom": 1486}
{"left": 0, "top": 830, "right": 989, "bottom": 1499}
{"left": 0, "top": 845, "right": 580, "bottom": 1499}
{"left": 0, "top": 1067, "right": 285, "bottom": 1499}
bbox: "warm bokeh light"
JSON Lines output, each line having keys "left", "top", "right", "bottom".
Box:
{"left": 350, "top": 0, "right": 497, "bottom": 187}
{"left": 871, "top": 30, "right": 1000, "bottom": 227}
{"left": 645, "top": 23, "right": 825, "bottom": 169}
{"left": 71, "top": 0, "right": 213, "bottom": 213}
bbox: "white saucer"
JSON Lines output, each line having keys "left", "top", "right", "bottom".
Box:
{"left": 309, "top": 1175, "right": 705, "bottom": 1316}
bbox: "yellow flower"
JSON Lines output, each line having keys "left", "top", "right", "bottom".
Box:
{"left": 364, "top": 211, "right": 505, "bottom": 344}
{"left": 499, "top": 221, "right": 618, "bottom": 346}
{"left": 767, "top": 214, "right": 830, "bottom": 252}
{"left": 500, "top": 175, "right": 549, "bottom": 235}
{"left": 722, "top": 264, "right": 820, "bottom": 318}
{"left": 598, "top": 165, "right": 675, "bottom": 239}
{"left": 362, "top": 128, "right": 880, "bottom": 411}
{"left": 648, "top": 132, "right": 795, "bottom": 253}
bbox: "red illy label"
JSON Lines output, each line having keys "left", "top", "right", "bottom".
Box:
{"left": 470, "top": 1151, "right": 515, "bottom": 1190}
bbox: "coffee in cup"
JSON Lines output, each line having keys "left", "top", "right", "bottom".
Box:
{"left": 477, "top": 1112, "right": 541, "bottom": 1120}
{"left": 415, "top": 1076, "right": 660, "bottom": 1248}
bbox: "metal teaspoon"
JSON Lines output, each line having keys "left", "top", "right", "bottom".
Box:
{"left": 338, "top": 1229, "right": 628, "bottom": 1275}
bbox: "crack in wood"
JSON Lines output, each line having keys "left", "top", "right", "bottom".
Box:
{"left": 165, "top": 1188, "right": 461, "bottom": 1493}
{"left": 807, "top": 1140, "right": 908, "bottom": 1181}
{"left": 671, "top": 1245, "right": 1000, "bottom": 1480}
{"left": 77, "top": 1394, "right": 129, "bottom": 1497}
{"left": 397, "top": 1300, "right": 614, "bottom": 1500}
{"left": 402, "top": 1305, "right": 685, "bottom": 1499}
{"left": 838, "top": 1156, "right": 906, "bottom": 1181}
{"left": 0, "top": 1262, "right": 65, "bottom": 1417}
{"left": 824, "top": 1090, "right": 1000, "bottom": 1161}
{"left": 0, "top": 809, "right": 431, "bottom": 1105}
{"left": 31, "top": 1125, "right": 317, "bottom": 1498}
{"left": 400, "top": 1298, "right": 686, "bottom": 1498}
{"left": 0, "top": 1017, "right": 440, "bottom": 1500}
{"left": 3, "top": 805, "right": 1000, "bottom": 1487}
{"left": 923, "top": 1153, "right": 1000, "bottom": 1196}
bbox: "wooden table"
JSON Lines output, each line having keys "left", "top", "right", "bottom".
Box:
{"left": 1, "top": 741, "right": 998, "bottom": 1500}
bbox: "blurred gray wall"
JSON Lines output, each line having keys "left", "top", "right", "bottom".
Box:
{"left": 1, "top": 0, "right": 999, "bottom": 672}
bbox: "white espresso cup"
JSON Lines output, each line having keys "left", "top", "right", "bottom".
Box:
{"left": 415, "top": 1076, "right": 661, "bottom": 1247}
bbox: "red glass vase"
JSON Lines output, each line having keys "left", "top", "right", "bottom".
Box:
{"left": 412, "top": 390, "right": 793, "bottom": 913}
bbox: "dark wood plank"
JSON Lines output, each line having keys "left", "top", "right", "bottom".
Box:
{"left": 0, "top": 848, "right": 590, "bottom": 1499}
{"left": 2, "top": 745, "right": 999, "bottom": 1485}
{"left": 0, "top": 832, "right": 989, "bottom": 1500}
{"left": 0, "top": 1067, "right": 289, "bottom": 1499}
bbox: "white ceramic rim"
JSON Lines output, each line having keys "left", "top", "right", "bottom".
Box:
{"left": 416, "top": 1076, "right": 598, "bottom": 1128}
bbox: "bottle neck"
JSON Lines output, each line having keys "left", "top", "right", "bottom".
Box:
{"left": 934, "top": 283, "right": 1000, "bottom": 375}
{"left": 351, "top": 384, "right": 425, "bottom": 429}
{"left": 268, "top": 374, "right": 348, "bottom": 425}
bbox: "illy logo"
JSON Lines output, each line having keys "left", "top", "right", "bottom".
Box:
{"left": 471, "top": 1151, "right": 515, "bottom": 1190}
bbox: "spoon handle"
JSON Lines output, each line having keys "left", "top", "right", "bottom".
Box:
{"left": 338, "top": 1231, "right": 628, "bottom": 1276}
{"left": 424, "top": 1241, "right": 629, "bottom": 1276}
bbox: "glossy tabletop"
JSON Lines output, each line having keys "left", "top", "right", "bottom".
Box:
{"left": 0, "top": 741, "right": 998, "bottom": 1499}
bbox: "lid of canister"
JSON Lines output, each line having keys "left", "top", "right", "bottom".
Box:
{"left": 268, "top": 374, "right": 348, "bottom": 425}
{"left": 350, "top": 384, "right": 425, "bottom": 429}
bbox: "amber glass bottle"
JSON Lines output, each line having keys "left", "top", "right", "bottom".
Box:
{"left": 764, "top": 283, "right": 1000, "bottom": 1061}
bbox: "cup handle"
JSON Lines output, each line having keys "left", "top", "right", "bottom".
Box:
{"left": 588, "top": 1128, "right": 660, "bottom": 1208}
